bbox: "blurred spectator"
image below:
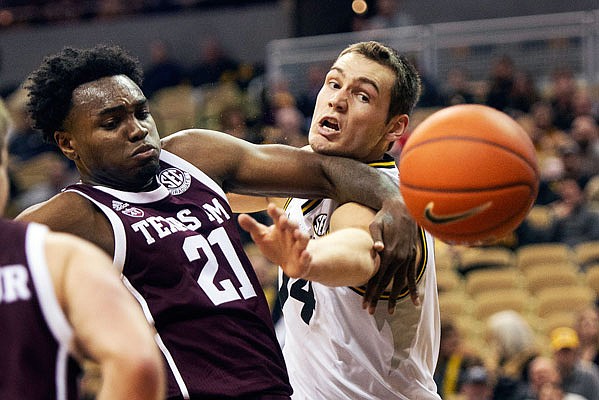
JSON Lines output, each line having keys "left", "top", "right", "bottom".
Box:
{"left": 585, "top": 175, "right": 599, "bottom": 212}
{"left": 5, "top": 87, "right": 77, "bottom": 216}
{"left": 567, "top": 115, "right": 599, "bottom": 180}
{"left": 530, "top": 101, "right": 571, "bottom": 159}
{"left": 548, "top": 68, "right": 577, "bottom": 131}
{"left": 459, "top": 365, "right": 494, "bottom": 400}
{"left": 574, "top": 307, "right": 599, "bottom": 367}
{"left": 188, "top": 37, "right": 239, "bottom": 88}
{"left": 218, "top": 104, "right": 260, "bottom": 143}
{"left": 261, "top": 106, "right": 308, "bottom": 147}
{"left": 514, "top": 112, "right": 563, "bottom": 206}
{"left": 550, "top": 327, "right": 599, "bottom": 400}
{"left": 485, "top": 55, "right": 516, "bottom": 112}
{"left": 443, "top": 67, "right": 476, "bottom": 106}
{"left": 296, "top": 64, "right": 326, "bottom": 121}
{"left": 507, "top": 70, "right": 540, "bottom": 116}
{"left": 411, "top": 58, "right": 444, "bottom": 108}
{"left": 434, "top": 319, "right": 481, "bottom": 399}
{"left": 526, "top": 356, "right": 587, "bottom": 400}
{"left": 367, "top": 0, "right": 414, "bottom": 29}
{"left": 486, "top": 310, "right": 539, "bottom": 400}
{"left": 142, "top": 39, "right": 185, "bottom": 99}
{"left": 517, "top": 178, "right": 599, "bottom": 247}
{"left": 571, "top": 87, "right": 598, "bottom": 122}
{"left": 259, "top": 72, "right": 297, "bottom": 126}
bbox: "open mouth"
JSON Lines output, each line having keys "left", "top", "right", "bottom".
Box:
{"left": 320, "top": 117, "right": 340, "bottom": 132}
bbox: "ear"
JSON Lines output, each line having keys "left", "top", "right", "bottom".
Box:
{"left": 54, "top": 130, "right": 78, "bottom": 161}
{"left": 385, "top": 114, "right": 409, "bottom": 142}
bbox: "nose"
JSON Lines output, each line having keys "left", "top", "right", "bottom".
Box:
{"left": 129, "top": 118, "right": 149, "bottom": 140}
{"left": 328, "top": 89, "right": 347, "bottom": 112}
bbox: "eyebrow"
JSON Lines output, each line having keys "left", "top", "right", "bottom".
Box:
{"left": 97, "top": 98, "right": 148, "bottom": 117}
{"left": 330, "top": 66, "right": 380, "bottom": 94}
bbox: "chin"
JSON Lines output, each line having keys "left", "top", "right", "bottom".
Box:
{"left": 137, "top": 160, "right": 161, "bottom": 181}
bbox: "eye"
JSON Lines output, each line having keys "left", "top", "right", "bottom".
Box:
{"left": 101, "top": 118, "right": 119, "bottom": 130}
{"left": 357, "top": 93, "right": 370, "bottom": 103}
{"left": 136, "top": 109, "right": 151, "bottom": 120}
{"left": 328, "top": 80, "right": 341, "bottom": 89}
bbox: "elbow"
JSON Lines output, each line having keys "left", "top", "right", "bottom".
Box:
{"left": 100, "top": 348, "right": 166, "bottom": 400}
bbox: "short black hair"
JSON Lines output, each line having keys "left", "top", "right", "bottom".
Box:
{"left": 25, "top": 44, "right": 143, "bottom": 142}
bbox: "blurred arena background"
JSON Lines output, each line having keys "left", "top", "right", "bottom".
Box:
{"left": 2, "top": 3, "right": 599, "bottom": 399}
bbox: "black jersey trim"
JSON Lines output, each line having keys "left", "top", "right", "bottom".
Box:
{"left": 349, "top": 227, "right": 428, "bottom": 300}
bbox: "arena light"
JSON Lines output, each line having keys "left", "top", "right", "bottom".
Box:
{"left": 352, "top": 0, "right": 368, "bottom": 15}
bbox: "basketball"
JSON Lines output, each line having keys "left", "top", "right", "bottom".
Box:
{"left": 399, "top": 104, "right": 539, "bottom": 245}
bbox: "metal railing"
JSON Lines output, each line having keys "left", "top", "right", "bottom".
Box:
{"left": 266, "top": 9, "right": 599, "bottom": 97}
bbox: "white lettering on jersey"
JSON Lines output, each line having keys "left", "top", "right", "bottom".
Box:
{"left": 0, "top": 265, "right": 31, "bottom": 303}
{"left": 203, "top": 198, "right": 230, "bottom": 224}
{"left": 131, "top": 209, "right": 207, "bottom": 245}
{"left": 177, "top": 209, "right": 202, "bottom": 230}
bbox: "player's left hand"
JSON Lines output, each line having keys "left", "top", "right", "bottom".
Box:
{"left": 364, "top": 196, "right": 420, "bottom": 314}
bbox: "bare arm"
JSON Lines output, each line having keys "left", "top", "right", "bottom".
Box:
{"left": 163, "top": 129, "right": 419, "bottom": 310}
{"left": 46, "top": 232, "right": 165, "bottom": 400}
{"left": 162, "top": 129, "right": 400, "bottom": 208}
{"left": 238, "top": 203, "right": 379, "bottom": 287}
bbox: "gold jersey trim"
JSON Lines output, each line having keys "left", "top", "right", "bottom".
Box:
{"left": 349, "top": 226, "right": 428, "bottom": 300}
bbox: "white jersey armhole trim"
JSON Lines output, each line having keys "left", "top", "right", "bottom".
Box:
{"left": 159, "top": 149, "right": 228, "bottom": 203}
{"left": 25, "top": 222, "right": 73, "bottom": 400}
{"left": 63, "top": 189, "right": 127, "bottom": 273}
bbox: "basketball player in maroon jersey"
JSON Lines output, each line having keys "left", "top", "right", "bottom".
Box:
{"left": 16, "top": 45, "right": 418, "bottom": 399}
{"left": 0, "top": 100, "right": 165, "bottom": 398}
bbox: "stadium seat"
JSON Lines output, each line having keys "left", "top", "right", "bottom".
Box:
{"left": 535, "top": 285, "right": 596, "bottom": 318}
{"left": 525, "top": 265, "right": 582, "bottom": 295}
{"left": 465, "top": 267, "right": 520, "bottom": 298}
{"left": 574, "top": 241, "right": 599, "bottom": 270}
{"left": 516, "top": 243, "right": 572, "bottom": 270}
{"left": 458, "top": 246, "right": 515, "bottom": 275}
{"left": 473, "top": 288, "right": 529, "bottom": 320}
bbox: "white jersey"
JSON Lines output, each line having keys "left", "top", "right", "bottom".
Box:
{"left": 280, "top": 155, "right": 441, "bottom": 400}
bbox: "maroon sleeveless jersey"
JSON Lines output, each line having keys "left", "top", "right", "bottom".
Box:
{"left": 0, "top": 219, "right": 81, "bottom": 399}
{"left": 64, "top": 150, "right": 291, "bottom": 399}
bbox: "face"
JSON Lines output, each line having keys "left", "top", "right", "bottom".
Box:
{"left": 553, "top": 347, "right": 577, "bottom": 371}
{"left": 309, "top": 52, "right": 407, "bottom": 162}
{"left": 58, "top": 75, "right": 161, "bottom": 191}
{"left": 577, "top": 308, "right": 599, "bottom": 340}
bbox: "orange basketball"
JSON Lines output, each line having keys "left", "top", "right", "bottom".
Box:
{"left": 399, "top": 104, "right": 539, "bottom": 245}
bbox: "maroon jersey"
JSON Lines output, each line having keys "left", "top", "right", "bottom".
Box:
{"left": 64, "top": 149, "right": 291, "bottom": 399}
{"left": 0, "top": 219, "right": 81, "bottom": 400}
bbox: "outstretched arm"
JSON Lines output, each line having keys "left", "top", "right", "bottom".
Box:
{"left": 46, "top": 232, "right": 165, "bottom": 400}
{"left": 239, "top": 204, "right": 380, "bottom": 287}
{"left": 163, "top": 129, "right": 419, "bottom": 310}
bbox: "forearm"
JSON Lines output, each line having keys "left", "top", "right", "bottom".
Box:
{"left": 96, "top": 357, "right": 164, "bottom": 400}
{"left": 301, "top": 228, "right": 378, "bottom": 287}
{"left": 320, "top": 155, "right": 399, "bottom": 208}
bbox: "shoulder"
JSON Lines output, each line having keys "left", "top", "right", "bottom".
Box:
{"left": 161, "top": 128, "right": 249, "bottom": 183}
{"left": 16, "top": 191, "right": 95, "bottom": 227}
{"left": 16, "top": 191, "right": 114, "bottom": 255}
{"left": 161, "top": 128, "right": 243, "bottom": 157}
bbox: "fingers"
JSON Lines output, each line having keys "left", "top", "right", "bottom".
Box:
{"left": 388, "top": 269, "right": 404, "bottom": 313}
{"left": 237, "top": 213, "right": 263, "bottom": 235}
{"left": 368, "top": 220, "right": 385, "bottom": 251}
{"left": 363, "top": 272, "right": 383, "bottom": 314}
{"left": 406, "top": 247, "right": 420, "bottom": 307}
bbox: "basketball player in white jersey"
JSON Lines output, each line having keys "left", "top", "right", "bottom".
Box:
{"left": 0, "top": 99, "right": 165, "bottom": 399}
{"left": 236, "top": 41, "right": 441, "bottom": 399}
